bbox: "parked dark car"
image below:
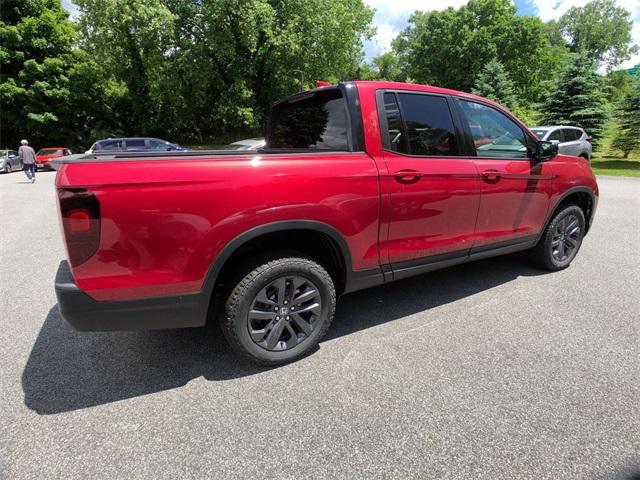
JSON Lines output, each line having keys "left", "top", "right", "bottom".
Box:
{"left": 85, "top": 137, "right": 190, "bottom": 153}
{"left": 0, "top": 149, "right": 21, "bottom": 173}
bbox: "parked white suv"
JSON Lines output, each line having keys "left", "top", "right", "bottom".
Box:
{"left": 530, "top": 126, "right": 592, "bottom": 160}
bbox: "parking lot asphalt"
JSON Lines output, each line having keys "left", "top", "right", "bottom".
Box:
{"left": 0, "top": 170, "right": 638, "bottom": 479}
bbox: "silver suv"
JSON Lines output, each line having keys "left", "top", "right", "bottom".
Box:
{"left": 530, "top": 126, "right": 592, "bottom": 160}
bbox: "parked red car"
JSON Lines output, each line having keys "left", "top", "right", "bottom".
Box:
{"left": 54, "top": 81, "right": 598, "bottom": 365}
{"left": 36, "top": 147, "right": 72, "bottom": 170}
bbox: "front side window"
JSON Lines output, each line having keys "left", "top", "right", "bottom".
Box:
{"left": 532, "top": 129, "right": 548, "bottom": 139}
{"left": 149, "top": 139, "right": 169, "bottom": 149}
{"left": 270, "top": 89, "right": 348, "bottom": 150}
{"left": 459, "top": 100, "right": 531, "bottom": 159}
{"left": 548, "top": 130, "right": 563, "bottom": 142}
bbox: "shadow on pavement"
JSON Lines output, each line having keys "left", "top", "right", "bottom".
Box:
{"left": 22, "top": 254, "right": 545, "bottom": 415}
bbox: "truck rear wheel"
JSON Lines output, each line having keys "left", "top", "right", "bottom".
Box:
{"left": 221, "top": 257, "right": 336, "bottom": 365}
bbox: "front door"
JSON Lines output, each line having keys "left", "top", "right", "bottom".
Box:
{"left": 378, "top": 91, "right": 481, "bottom": 275}
{"left": 455, "top": 99, "right": 554, "bottom": 249}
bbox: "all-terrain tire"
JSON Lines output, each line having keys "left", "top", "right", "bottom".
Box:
{"left": 222, "top": 257, "right": 336, "bottom": 365}
{"left": 531, "top": 204, "right": 585, "bottom": 271}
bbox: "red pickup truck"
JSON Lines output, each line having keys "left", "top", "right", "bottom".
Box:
{"left": 55, "top": 81, "right": 598, "bottom": 364}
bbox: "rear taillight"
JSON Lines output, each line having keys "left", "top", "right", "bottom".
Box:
{"left": 58, "top": 188, "right": 100, "bottom": 266}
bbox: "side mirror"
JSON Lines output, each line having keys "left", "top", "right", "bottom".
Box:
{"left": 535, "top": 140, "right": 558, "bottom": 162}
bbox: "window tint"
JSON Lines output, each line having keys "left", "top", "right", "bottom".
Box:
{"left": 270, "top": 89, "right": 348, "bottom": 150}
{"left": 563, "top": 129, "right": 581, "bottom": 141}
{"left": 548, "top": 130, "right": 563, "bottom": 142}
{"left": 149, "top": 139, "right": 169, "bottom": 149}
{"left": 126, "top": 139, "right": 146, "bottom": 148}
{"left": 98, "top": 140, "right": 124, "bottom": 151}
{"left": 383, "top": 93, "right": 408, "bottom": 153}
{"left": 397, "top": 93, "right": 457, "bottom": 156}
{"left": 459, "top": 100, "right": 530, "bottom": 159}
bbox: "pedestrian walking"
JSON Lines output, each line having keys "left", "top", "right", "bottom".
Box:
{"left": 18, "top": 139, "right": 36, "bottom": 183}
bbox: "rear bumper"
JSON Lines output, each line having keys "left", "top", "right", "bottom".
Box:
{"left": 55, "top": 261, "right": 208, "bottom": 331}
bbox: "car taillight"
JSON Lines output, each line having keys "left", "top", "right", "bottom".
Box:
{"left": 58, "top": 188, "right": 100, "bottom": 266}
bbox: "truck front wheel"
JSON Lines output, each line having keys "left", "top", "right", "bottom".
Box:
{"left": 222, "top": 257, "right": 336, "bottom": 365}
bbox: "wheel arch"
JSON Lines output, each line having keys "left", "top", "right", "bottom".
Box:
{"left": 539, "top": 187, "right": 596, "bottom": 242}
{"left": 201, "top": 220, "right": 354, "bottom": 300}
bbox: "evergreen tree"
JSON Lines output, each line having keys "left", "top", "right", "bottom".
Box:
{"left": 540, "top": 53, "right": 608, "bottom": 147}
{"left": 472, "top": 59, "right": 518, "bottom": 109}
{"left": 611, "top": 79, "right": 640, "bottom": 158}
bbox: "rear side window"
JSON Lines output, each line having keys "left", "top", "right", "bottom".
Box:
{"left": 563, "top": 129, "right": 582, "bottom": 141}
{"left": 383, "top": 93, "right": 408, "bottom": 153}
{"left": 382, "top": 92, "right": 458, "bottom": 156}
{"left": 458, "top": 100, "right": 530, "bottom": 159}
{"left": 270, "top": 89, "right": 348, "bottom": 150}
{"left": 125, "top": 139, "right": 146, "bottom": 148}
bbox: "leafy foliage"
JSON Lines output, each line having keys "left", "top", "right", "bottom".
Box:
{"left": 0, "top": 0, "right": 116, "bottom": 148}
{"left": 74, "top": 0, "right": 374, "bottom": 142}
{"left": 611, "top": 79, "right": 640, "bottom": 157}
{"left": 1, "top": 0, "right": 638, "bottom": 150}
{"left": 472, "top": 59, "right": 518, "bottom": 109}
{"left": 540, "top": 53, "right": 608, "bottom": 147}
{"left": 358, "top": 52, "right": 403, "bottom": 81}
{"left": 559, "top": 0, "right": 638, "bottom": 70}
{"left": 393, "top": 0, "right": 562, "bottom": 104}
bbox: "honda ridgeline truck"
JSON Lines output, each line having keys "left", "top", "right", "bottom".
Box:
{"left": 55, "top": 81, "right": 598, "bottom": 364}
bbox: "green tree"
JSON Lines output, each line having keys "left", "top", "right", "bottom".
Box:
{"left": 356, "top": 52, "right": 403, "bottom": 81}
{"left": 611, "top": 79, "right": 640, "bottom": 157}
{"left": 75, "top": 0, "right": 374, "bottom": 142}
{"left": 559, "top": 0, "right": 638, "bottom": 71}
{"left": 472, "top": 59, "right": 518, "bottom": 109}
{"left": 540, "top": 53, "right": 608, "bottom": 147}
{"left": 0, "top": 0, "right": 115, "bottom": 148}
{"left": 393, "top": 0, "right": 562, "bottom": 104}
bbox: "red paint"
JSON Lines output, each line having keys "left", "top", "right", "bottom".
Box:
{"left": 56, "top": 81, "right": 598, "bottom": 302}
{"left": 36, "top": 147, "right": 70, "bottom": 169}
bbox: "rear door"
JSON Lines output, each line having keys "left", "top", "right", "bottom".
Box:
{"left": 455, "top": 99, "right": 553, "bottom": 249}
{"left": 561, "top": 128, "right": 582, "bottom": 156}
{"left": 378, "top": 91, "right": 481, "bottom": 276}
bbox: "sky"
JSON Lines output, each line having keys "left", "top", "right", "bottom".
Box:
{"left": 362, "top": 0, "right": 640, "bottom": 68}
{"left": 62, "top": 0, "right": 639, "bottom": 69}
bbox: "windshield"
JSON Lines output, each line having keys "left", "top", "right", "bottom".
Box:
{"left": 0, "top": 150, "right": 7, "bottom": 156}
{"left": 531, "top": 129, "right": 548, "bottom": 139}
{"left": 223, "top": 144, "right": 248, "bottom": 150}
{"left": 37, "top": 149, "right": 63, "bottom": 156}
